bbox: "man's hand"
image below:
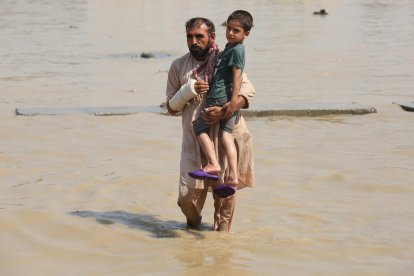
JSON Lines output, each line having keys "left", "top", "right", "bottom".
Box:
{"left": 202, "top": 95, "right": 247, "bottom": 124}
{"left": 222, "top": 101, "right": 238, "bottom": 119}
{"left": 202, "top": 106, "right": 224, "bottom": 125}
{"left": 194, "top": 79, "right": 209, "bottom": 94}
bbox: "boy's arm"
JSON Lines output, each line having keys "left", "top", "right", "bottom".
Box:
{"left": 223, "top": 67, "right": 242, "bottom": 119}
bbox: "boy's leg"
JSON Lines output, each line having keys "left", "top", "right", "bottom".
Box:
{"left": 221, "top": 132, "right": 238, "bottom": 186}
{"left": 193, "top": 112, "right": 221, "bottom": 175}
{"left": 220, "top": 111, "right": 240, "bottom": 186}
{"left": 197, "top": 133, "right": 220, "bottom": 174}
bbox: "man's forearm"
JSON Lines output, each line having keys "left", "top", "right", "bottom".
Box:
{"left": 237, "top": 95, "right": 247, "bottom": 110}
{"left": 167, "top": 79, "right": 197, "bottom": 114}
{"left": 166, "top": 101, "right": 179, "bottom": 115}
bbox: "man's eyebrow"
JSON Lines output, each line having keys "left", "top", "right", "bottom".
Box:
{"left": 186, "top": 34, "right": 205, "bottom": 38}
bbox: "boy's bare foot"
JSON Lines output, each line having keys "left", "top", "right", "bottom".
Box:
{"left": 225, "top": 173, "right": 238, "bottom": 187}
{"left": 202, "top": 163, "right": 221, "bottom": 176}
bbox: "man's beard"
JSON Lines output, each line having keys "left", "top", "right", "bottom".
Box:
{"left": 189, "top": 40, "right": 211, "bottom": 59}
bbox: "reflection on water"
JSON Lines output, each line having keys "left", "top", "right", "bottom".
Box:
{"left": 71, "top": 210, "right": 183, "bottom": 238}
{"left": 70, "top": 210, "right": 210, "bottom": 239}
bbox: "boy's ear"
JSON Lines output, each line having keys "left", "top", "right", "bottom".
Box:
{"left": 244, "top": 31, "right": 250, "bottom": 38}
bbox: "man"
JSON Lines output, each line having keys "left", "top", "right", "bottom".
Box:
{"left": 165, "top": 17, "right": 255, "bottom": 232}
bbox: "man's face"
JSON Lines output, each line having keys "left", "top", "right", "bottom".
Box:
{"left": 186, "top": 24, "right": 214, "bottom": 60}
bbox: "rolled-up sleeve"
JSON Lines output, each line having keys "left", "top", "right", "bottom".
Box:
{"left": 166, "top": 61, "right": 181, "bottom": 102}
{"left": 239, "top": 73, "right": 255, "bottom": 109}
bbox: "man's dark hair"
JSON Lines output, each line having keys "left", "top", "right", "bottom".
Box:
{"left": 227, "top": 10, "right": 253, "bottom": 32}
{"left": 185, "top": 17, "right": 216, "bottom": 35}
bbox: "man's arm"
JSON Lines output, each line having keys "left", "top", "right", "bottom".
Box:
{"left": 238, "top": 73, "right": 255, "bottom": 109}
{"left": 166, "top": 79, "right": 210, "bottom": 115}
{"left": 166, "top": 61, "right": 182, "bottom": 115}
{"left": 165, "top": 58, "right": 209, "bottom": 115}
{"left": 166, "top": 79, "right": 196, "bottom": 115}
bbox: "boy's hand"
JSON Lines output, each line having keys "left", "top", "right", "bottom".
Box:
{"left": 194, "top": 80, "right": 209, "bottom": 94}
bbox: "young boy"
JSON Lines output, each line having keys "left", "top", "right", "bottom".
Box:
{"left": 189, "top": 10, "right": 253, "bottom": 198}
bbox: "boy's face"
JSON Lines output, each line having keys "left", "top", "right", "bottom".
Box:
{"left": 226, "top": 20, "right": 249, "bottom": 44}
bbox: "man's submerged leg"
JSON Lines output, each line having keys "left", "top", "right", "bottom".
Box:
{"left": 177, "top": 186, "right": 208, "bottom": 229}
{"left": 213, "top": 192, "right": 236, "bottom": 231}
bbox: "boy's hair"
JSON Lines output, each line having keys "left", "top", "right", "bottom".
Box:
{"left": 227, "top": 10, "right": 253, "bottom": 32}
{"left": 185, "top": 17, "right": 216, "bottom": 36}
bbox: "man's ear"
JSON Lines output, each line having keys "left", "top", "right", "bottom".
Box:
{"left": 210, "top": 32, "right": 216, "bottom": 40}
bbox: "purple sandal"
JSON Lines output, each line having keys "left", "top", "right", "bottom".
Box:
{"left": 213, "top": 184, "right": 236, "bottom": 198}
{"left": 188, "top": 169, "right": 220, "bottom": 181}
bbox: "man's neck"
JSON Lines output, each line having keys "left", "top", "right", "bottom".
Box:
{"left": 193, "top": 54, "right": 208, "bottom": 62}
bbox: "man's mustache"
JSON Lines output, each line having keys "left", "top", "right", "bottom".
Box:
{"left": 190, "top": 45, "right": 202, "bottom": 50}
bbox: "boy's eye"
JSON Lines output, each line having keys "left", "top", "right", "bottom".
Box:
{"left": 227, "top": 27, "right": 241, "bottom": 34}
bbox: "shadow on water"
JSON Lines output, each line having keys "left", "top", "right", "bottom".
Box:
{"left": 70, "top": 210, "right": 207, "bottom": 239}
